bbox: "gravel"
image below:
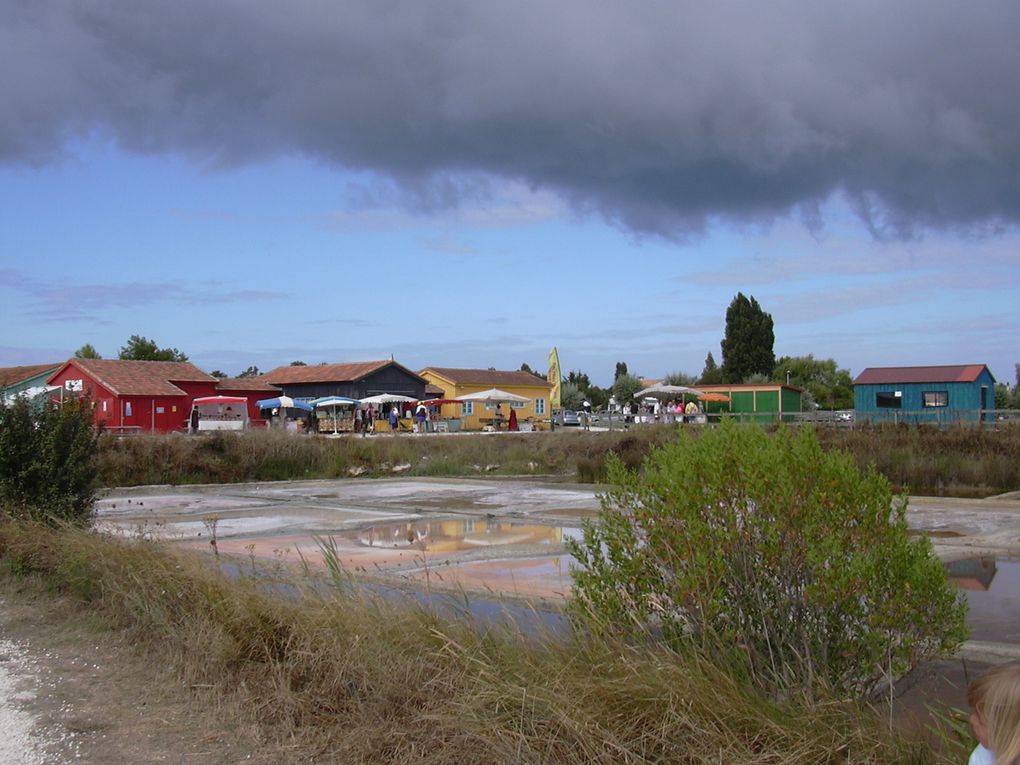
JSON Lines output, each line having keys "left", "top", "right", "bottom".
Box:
{"left": 0, "top": 638, "right": 47, "bottom": 765}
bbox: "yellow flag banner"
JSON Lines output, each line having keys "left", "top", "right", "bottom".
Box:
{"left": 548, "top": 347, "right": 561, "bottom": 410}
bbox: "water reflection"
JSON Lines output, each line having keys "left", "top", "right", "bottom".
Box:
{"left": 945, "top": 557, "right": 997, "bottom": 591}
{"left": 946, "top": 558, "right": 1020, "bottom": 643}
{"left": 349, "top": 519, "right": 575, "bottom": 553}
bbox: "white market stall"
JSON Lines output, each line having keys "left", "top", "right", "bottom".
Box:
{"left": 190, "top": 396, "right": 248, "bottom": 432}
{"left": 311, "top": 395, "right": 360, "bottom": 435}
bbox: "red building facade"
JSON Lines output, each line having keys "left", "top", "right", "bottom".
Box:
{"left": 48, "top": 359, "right": 219, "bottom": 433}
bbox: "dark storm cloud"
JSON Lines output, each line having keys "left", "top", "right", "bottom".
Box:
{"left": 3, "top": 1, "right": 1019, "bottom": 236}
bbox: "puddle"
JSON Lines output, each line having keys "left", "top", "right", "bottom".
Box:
{"left": 406, "top": 554, "right": 577, "bottom": 599}
{"left": 946, "top": 558, "right": 1020, "bottom": 643}
{"left": 345, "top": 519, "right": 576, "bottom": 553}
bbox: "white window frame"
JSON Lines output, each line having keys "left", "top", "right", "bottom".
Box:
{"left": 462, "top": 401, "right": 474, "bottom": 415}
{"left": 535, "top": 398, "right": 546, "bottom": 415}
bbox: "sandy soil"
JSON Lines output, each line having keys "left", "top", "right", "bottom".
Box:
{"left": 0, "top": 582, "right": 286, "bottom": 765}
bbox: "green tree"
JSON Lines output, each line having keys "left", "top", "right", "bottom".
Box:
{"left": 567, "top": 423, "right": 966, "bottom": 702}
{"left": 74, "top": 344, "right": 102, "bottom": 359}
{"left": 290, "top": 360, "right": 307, "bottom": 366}
{"left": 559, "top": 382, "right": 585, "bottom": 411}
{"left": 118, "top": 335, "right": 188, "bottom": 362}
{"left": 586, "top": 386, "right": 609, "bottom": 409}
{"left": 0, "top": 395, "right": 99, "bottom": 525}
{"left": 612, "top": 373, "right": 643, "bottom": 406}
{"left": 663, "top": 370, "right": 697, "bottom": 386}
{"left": 566, "top": 370, "right": 592, "bottom": 390}
{"left": 561, "top": 370, "right": 608, "bottom": 409}
{"left": 520, "top": 362, "right": 544, "bottom": 379}
{"left": 720, "top": 293, "right": 775, "bottom": 383}
{"left": 774, "top": 355, "right": 854, "bottom": 410}
{"left": 209, "top": 370, "right": 228, "bottom": 379}
{"left": 699, "top": 352, "right": 723, "bottom": 384}
{"left": 237, "top": 366, "right": 260, "bottom": 379}
{"left": 614, "top": 361, "right": 629, "bottom": 381}
{"left": 995, "top": 384, "right": 1011, "bottom": 410}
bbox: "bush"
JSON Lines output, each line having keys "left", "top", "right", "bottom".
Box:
{"left": 567, "top": 422, "right": 968, "bottom": 701}
{"left": 0, "top": 395, "right": 99, "bottom": 525}
{"left": 0, "top": 518, "right": 945, "bottom": 764}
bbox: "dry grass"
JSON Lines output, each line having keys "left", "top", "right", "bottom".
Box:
{"left": 814, "top": 423, "right": 1020, "bottom": 497}
{"left": 0, "top": 518, "right": 955, "bottom": 764}
{"left": 95, "top": 424, "right": 1020, "bottom": 498}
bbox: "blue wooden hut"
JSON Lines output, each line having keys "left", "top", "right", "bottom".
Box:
{"left": 853, "top": 364, "right": 996, "bottom": 424}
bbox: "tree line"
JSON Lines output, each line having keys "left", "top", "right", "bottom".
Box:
{"left": 523, "top": 293, "right": 855, "bottom": 411}
{"left": 73, "top": 295, "right": 1020, "bottom": 413}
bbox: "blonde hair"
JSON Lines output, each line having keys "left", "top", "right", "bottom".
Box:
{"left": 969, "top": 661, "right": 1020, "bottom": 765}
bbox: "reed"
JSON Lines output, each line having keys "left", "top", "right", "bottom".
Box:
{"left": 0, "top": 518, "right": 950, "bottom": 764}
{"left": 95, "top": 423, "right": 1020, "bottom": 497}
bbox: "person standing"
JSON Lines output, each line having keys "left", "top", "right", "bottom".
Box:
{"left": 354, "top": 407, "right": 363, "bottom": 435}
{"left": 389, "top": 404, "right": 400, "bottom": 434}
{"left": 415, "top": 401, "right": 428, "bottom": 433}
{"left": 685, "top": 399, "right": 698, "bottom": 424}
{"left": 366, "top": 405, "right": 375, "bottom": 434}
{"left": 581, "top": 400, "right": 592, "bottom": 430}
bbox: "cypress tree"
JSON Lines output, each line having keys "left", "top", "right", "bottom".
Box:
{"left": 720, "top": 293, "right": 775, "bottom": 383}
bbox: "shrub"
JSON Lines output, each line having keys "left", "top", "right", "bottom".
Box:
{"left": 0, "top": 518, "right": 945, "bottom": 764}
{"left": 0, "top": 395, "right": 99, "bottom": 525}
{"left": 566, "top": 422, "right": 968, "bottom": 701}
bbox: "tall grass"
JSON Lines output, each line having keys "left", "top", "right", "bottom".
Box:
{"left": 0, "top": 518, "right": 953, "bottom": 764}
{"left": 95, "top": 423, "right": 1020, "bottom": 497}
{"left": 814, "top": 423, "right": 1020, "bottom": 497}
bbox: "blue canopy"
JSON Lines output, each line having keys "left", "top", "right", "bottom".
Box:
{"left": 255, "top": 396, "right": 313, "bottom": 412}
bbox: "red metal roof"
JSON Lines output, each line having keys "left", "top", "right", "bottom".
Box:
{"left": 53, "top": 359, "right": 216, "bottom": 396}
{"left": 259, "top": 360, "right": 406, "bottom": 385}
{"left": 853, "top": 365, "right": 990, "bottom": 385}
{"left": 0, "top": 363, "right": 62, "bottom": 387}
{"left": 423, "top": 367, "right": 551, "bottom": 388}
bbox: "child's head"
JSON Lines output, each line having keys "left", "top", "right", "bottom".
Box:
{"left": 968, "top": 661, "right": 1020, "bottom": 764}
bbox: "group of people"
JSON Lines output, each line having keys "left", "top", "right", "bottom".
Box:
{"left": 618, "top": 400, "right": 703, "bottom": 425}
{"left": 492, "top": 403, "right": 519, "bottom": 431}
{"left": 353, "top": 405, "right": 377, "bottom": 435}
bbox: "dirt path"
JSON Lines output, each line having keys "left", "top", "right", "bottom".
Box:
{"left": 0, "top": 583, "right": 281, "bottom": 765}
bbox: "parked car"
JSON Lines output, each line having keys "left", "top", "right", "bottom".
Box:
{"left": 555, "top": 410, "right": 580, "bottom": 426}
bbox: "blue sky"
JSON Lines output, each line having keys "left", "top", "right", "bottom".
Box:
{"left": 2, "top": 3, "right": 1018, "bottom": 386}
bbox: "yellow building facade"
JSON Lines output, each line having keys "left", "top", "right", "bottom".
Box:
{"left": 419, "top": 367, "right": 552, "bottom": 431}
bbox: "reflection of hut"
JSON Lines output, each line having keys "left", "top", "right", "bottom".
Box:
{"left": 945, "top": 557, "right": 997, "bottom": 591}
{"left": 356, "top": 519, "right": 563, "bottom": 553}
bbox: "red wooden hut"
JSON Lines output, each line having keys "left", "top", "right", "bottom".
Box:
{"left": 47, "top": 359, "right": 219, "bottom": 434}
